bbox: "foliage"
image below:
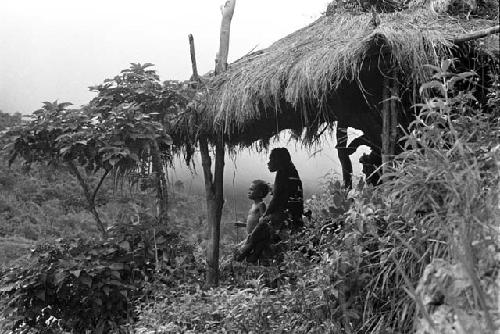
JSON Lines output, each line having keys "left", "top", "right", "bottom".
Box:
{"left": 0, "top": 224, "right": 198, "bottom": 333}
{"left": 382, "top": 59, "right": 499, "bottom": 332}
{"left": 5, "top": 63, "right": 181, "bottom": 174}
{"left": 85, "top": 62, "right": 182, "bottom": 175}
{"left": 0, "top": 64, "right": 198, "bottom": 182}
{"left": 1, "top": 58, "right": 497, "bottom": 333}
{"left": 0, "top": 236, "right": 34, "bottom": 268}
{"left": 0, "top": 111, "right": 23, "bottom": 131}
{"left": 133, "top": 61, "right": 498, "bottom": 333}
{"left": 2, "top": 64, "right": 190, "bottom": 235}
{"left": 0, "top": 163, "right": 100, "bottom": 246}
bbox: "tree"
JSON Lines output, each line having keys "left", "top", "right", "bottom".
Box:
{"left": 4, "top": 101, "right": 112, "bottom": 236}
{"left": 199, "top": 0, "right": 236, "bottom": 286}
{"left": 88, "top": 63, "right": 185, "bottom": 227}
{"left": 4, "top": 64, "right": 185, "bottom": 237}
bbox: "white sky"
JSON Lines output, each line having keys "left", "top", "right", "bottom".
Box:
{"left": 0, "top": 0, "right": 368, "bottom": 196}
{"left": 0, "top": 0, "right": 330, "bottom": 114}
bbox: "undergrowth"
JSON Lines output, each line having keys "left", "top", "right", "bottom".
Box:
{"left": 1, "top": 63, "right": 498, "bottom": 333}
{"left": 133, "top": 63, "right": 499, "bottom": 333}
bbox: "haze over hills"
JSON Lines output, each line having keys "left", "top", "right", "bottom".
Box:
{"left": 170, "top": 130, "right": 369, "bottom": 214}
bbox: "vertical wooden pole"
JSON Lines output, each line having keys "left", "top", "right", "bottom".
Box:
{"left": 208, "top": 136, "right": 224, "bottom": 285}
{"left": 205, "top": 0, "right": 236, "bottom": 286}
{"left": 412, "top": 81, "right": 418, "bottom": 115}
{"left": 382, "top": 72, "right": 399, "bottom": 173}
{"left": 189, "top": 0, "right": 235, "bottom": 287}
{"left": 188, "top": 33, "right": 219, "bottom": 285}
{"left": 188, "top": 34, "right": 199, "bottom": 81}
{"left": 198, "top": 136, "right": 220, "bottom": 285}
{"left": 336, "top": 125, "right": 353, "bottom": 189}
{"left": 389, "top": 82, "right": 398, "bottom": 157}
{"left": 216, "top": 0, "right": 236, "bottom": 74}
{"left": 382, "top": 76, "right": 399, "bottom": 176}
{"left": 381, "top": 77, "right": 391, "bottom": 174}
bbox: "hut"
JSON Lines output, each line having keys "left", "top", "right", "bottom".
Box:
{"left": 200, "top": 3, "right": 499, "bottom": 187}
{"left": 172, "top": 1, "right": 499, "bottom": 285}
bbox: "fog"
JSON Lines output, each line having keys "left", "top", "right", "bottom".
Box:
{"left": 1, "top": 0, "right": 368, "bottom": 200}
{"left": 170, "top": 130, "right": 368, "bottom": 212}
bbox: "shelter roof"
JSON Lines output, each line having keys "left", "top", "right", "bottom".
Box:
{"left": 186, "top": 8, "right": 498, "bottom": 147}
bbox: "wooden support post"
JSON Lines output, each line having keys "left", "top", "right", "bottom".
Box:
{"left": 381, "top": 76, "right": 399, "bottom": 175}
{"left": 389, "top": 82, "right": 398, "bottom": 156}
{"left": 204, "top": 0, "right": 236, "bottom": 287}
{"left": 208, "top": 136, "right": 224, "bottom": 286}
{"left": 381, "top": 77, "right": 391, "bottom": 173}
{"left": 189, "top": 0, "right": 235, "bottom": 287}
{"left": 412, "top": 81, "right": 418, "bottom": 114}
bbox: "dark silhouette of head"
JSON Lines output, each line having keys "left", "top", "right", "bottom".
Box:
{"left": 359, "top": 151, "right": 381, "bottom": 186}
{"left": 268, "top": 147, "right": 292, "bottom": 172}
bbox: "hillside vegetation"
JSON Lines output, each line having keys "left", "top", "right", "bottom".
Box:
{"left": 0, "top": 61, "right": 498, "bottom": 333}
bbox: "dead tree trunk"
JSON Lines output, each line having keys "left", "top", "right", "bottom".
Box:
{"left": 187, "top": 0, "right": 235, "bottom": 285}
{"left": 216, "top": 0, "right": 236, "bottom": 74}
{"left": 199, "top": 136, "right": 225, "bottom": 286}
{"left": 203, "top": 0, "right": 236, "bottom": 287}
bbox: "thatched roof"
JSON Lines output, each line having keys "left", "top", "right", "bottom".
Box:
{"left": 204, "top": 8, "right": 498, "bottom": 146}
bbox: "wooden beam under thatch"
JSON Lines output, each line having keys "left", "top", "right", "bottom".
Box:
{"left": 453, "top": 25, "right": 500, "bottom": 43}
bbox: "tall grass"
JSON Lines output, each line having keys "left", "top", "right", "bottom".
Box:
{"left": 380, "top": 60, "right": 499, "bottom": 332}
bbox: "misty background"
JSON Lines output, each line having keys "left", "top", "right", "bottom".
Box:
{"left": 0, "top": 0, "right": 369, "bottom": 214}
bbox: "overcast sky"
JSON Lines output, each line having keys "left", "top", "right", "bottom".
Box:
{"left": 0, "top": 0, "right": 367, "bottom": 196}
{"left": 0, "top": 0, "right": 332, "bottom": 114}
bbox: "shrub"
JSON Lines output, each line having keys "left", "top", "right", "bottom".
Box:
{"left": 381, "top": 60, "right": 499, "bottom": 332}
{"left": 0, "top": 224, "right": 198, "bottom": 333}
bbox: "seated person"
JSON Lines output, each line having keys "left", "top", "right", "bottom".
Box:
{"left": 246, "top": 180, "right": 270, "bottom": 235}
{"left": 263, "top": 147, "right": 304, "bottom": 233}
{"left": 236, "top": 148, "right": 304, "bottom": 263}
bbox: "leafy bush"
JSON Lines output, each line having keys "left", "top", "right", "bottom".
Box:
{"left": 135, "top": 263, "right": 343, "bottom": 333}
{"left": 381, "top": 60, "right": 499, "bottom": 332}
{"left": 0, "top": 224, "right": 198, "bottom": 333}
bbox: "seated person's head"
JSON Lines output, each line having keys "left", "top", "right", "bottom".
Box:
{"left": 268, "top": 147, "right": 291, "bottom": 172}
{"left": 248, "top": 179, "right": 270, "bottom": 200}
